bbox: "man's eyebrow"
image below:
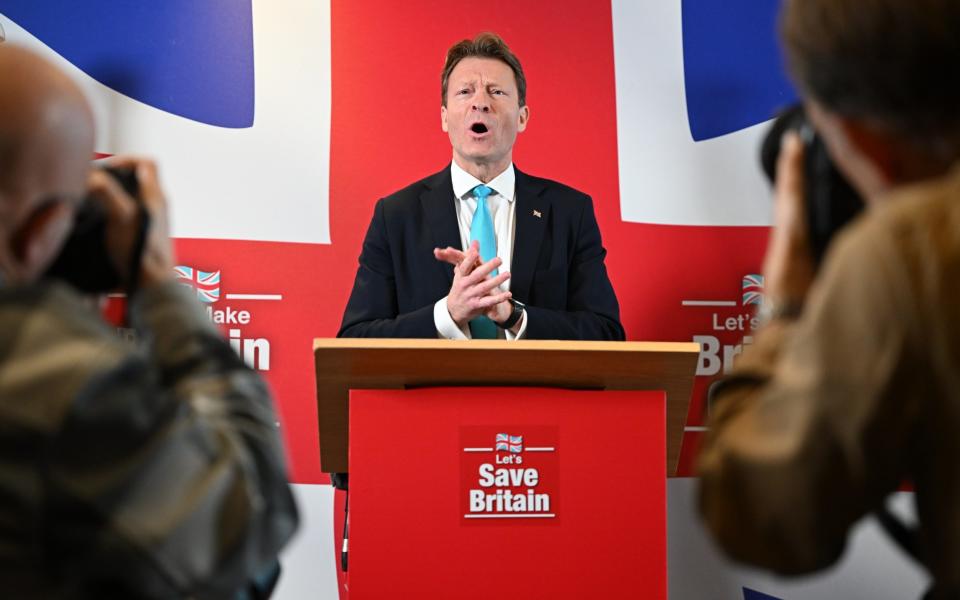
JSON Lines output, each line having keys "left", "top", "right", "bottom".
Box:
{"left": 450, "top": 77, "right": 508, "bottom": 89}
{"left": 458, "top": 80, "right": 506, "bottom": 89}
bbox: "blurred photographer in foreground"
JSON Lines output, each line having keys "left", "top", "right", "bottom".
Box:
{"left": 697, "top": 0, "right": 960, "bottom": 596}
{"left": 0, "top": 46, "right": 297, "bottom": 597}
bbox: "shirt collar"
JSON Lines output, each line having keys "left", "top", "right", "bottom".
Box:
{"left": 450, "top": 160, "right": 516, "bottom": 203}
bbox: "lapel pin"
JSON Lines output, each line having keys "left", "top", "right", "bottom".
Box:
{"left": 532, "top": 209, "right": 542, "bottom": 218}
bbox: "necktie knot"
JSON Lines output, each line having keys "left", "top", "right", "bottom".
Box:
{"left": 473, "top": 184, "right": 492, "bottom": 202}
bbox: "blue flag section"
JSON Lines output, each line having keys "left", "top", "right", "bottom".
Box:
{"left": 0, "top": 0, "right": 254, "bottom": 128}
{"left": 681, "top": 0, "right": 797, "bottom": 141}
{"left": 743, "top": 586, "right": 785, "bottom": 600}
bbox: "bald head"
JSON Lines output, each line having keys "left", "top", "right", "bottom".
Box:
{"left": 0, "top": 45, "right": 95, "bottom": 283}
{"left": 0, "top": 45, "right": 94, "bottom": 208}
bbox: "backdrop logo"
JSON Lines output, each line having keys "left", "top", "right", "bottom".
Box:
{"left": 682, "top": 274, "right": 762, "bottom": 376}
{"left": 175, "top": 266, "right": 221, "bottom": 303}
{"left": 460, "top": 426, "right": 559, "bottom": 521}
{"left": 495, "top": 432, "right": 523, "bottom": 453}
{"left": 681, "top": 0, "right": 797, "bottom": 141}
{"left": 741, "top": 274, "right": 765, "bottom": 306}
{"left": 173, "top": 264, "right": 281, "bottom": 372}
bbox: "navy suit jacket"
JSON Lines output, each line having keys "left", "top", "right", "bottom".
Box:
{"left": 338, "top": 165, "right": 625, "bottom": 340}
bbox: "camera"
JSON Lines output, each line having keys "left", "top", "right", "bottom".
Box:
{"left": 44, "top": 166, "right": 143, "bottom": 293}
{"left": 760, "top": 104, "right": 864, "bottom": 266}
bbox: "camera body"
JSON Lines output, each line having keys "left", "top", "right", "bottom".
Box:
{"left": 760, "top": 105, "right": 865, "bottom": 266}
{"left": 44, "top": 166, "right": 141, "bottom": 293}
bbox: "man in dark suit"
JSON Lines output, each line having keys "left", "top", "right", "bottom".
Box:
{"left": 339, "top": 32, "right": 624, "bottom": 341}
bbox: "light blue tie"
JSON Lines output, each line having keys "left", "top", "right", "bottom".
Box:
{"left": 468, "top": 184, "right": 498, "bottom": 339}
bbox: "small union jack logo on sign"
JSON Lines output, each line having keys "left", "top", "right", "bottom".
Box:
{"left": 741, "top": 274, "right": 764, "bottom": 306}
{"left": 174, "top": 266, "right": 221, "bottom": 303}
{"left": 495, "top": 433, "right": 523, "bottom": 453}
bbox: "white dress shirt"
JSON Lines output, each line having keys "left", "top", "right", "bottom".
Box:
{"left": 433, "top": 161, "right": 528, "bottom": 340}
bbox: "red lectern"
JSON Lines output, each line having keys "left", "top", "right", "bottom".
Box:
{"left": 314, "top": 339, "right": 699, "bottom": 600}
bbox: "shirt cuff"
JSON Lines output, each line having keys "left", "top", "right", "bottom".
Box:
{"left": 505, "top": 310, "right": 528, "bottom": 340}
{"left": 434, "top": 296, "right": 470, "bottom": 340}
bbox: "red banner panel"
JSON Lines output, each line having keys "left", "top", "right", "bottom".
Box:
{"left": 349, "top": 387, "right": 666, "bottom": 600}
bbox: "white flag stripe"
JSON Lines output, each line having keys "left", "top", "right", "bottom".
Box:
{"left": 224, "top": 294, "right": 284, "bottom": 301}
{"left": 612, "top": 0, "right": 773, "bottom": 226}
{"left": 0, "top": 4, "right": 332, "bottom": 244}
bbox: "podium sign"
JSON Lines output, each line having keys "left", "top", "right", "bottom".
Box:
{"left": 460, "top": 424, "right": 560, "bottom": 521}
{"left": 349, "top": 387, "right": 666, "bottom": 600}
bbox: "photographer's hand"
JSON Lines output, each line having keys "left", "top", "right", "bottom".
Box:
{"left": 761, "top": 132, "right": 816, "bottom": 317}
{"left": 87, "top": 158, "right": 174, "bottom": 289}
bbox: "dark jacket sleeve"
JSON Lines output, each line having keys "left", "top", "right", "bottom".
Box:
{"left": 46, "top": 282, "right": 299, "bottom": 599}
{"left": 523, "top": 196, "right": 625, "bottom": 341}
{"left": 338, "top": 198, "right": 437, "bottom": 338}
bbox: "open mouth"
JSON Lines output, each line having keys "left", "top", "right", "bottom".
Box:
{"left": 470, "top": 122, "right": 489, "bottom": 134}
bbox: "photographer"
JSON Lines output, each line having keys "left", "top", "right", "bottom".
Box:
{"left": 0, "top": 46, "right": 297, "bottom": 597}
{"left": 697, "top": 0, "right": 960, "bottom": 596}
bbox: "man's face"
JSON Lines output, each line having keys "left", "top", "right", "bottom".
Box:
{"left": 441, "top": 57, "right": 529, "bottom": 171}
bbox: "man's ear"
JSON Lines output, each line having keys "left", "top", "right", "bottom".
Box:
{"left": 807, "top": 101, "right": 894, "bottom": 199}
{"left": 517, "top": 105, "right": 530, "bottom": 133}
{"left": 10, "top": 201, "right": 73, "bottom": 279}
{"left": 440, "top": 105, "right": 449, "bottom": 133}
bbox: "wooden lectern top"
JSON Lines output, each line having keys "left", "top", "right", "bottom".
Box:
{"left": 314, "top": 338, "right": 699, "bottom": 476}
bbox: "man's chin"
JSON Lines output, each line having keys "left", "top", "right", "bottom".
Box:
{"left": 454, "top": 149, "right": 509, "bottom": 168}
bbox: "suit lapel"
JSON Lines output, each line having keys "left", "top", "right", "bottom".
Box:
{"left": 421, "top": 165, "right": 461, "bottom": 285}
{"left": 511, "top": 168, "right": 549, "bottom": 302}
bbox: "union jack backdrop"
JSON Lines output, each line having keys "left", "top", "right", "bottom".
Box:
{"left": 0, "top": 1, "right": 923, "bottom": 598}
